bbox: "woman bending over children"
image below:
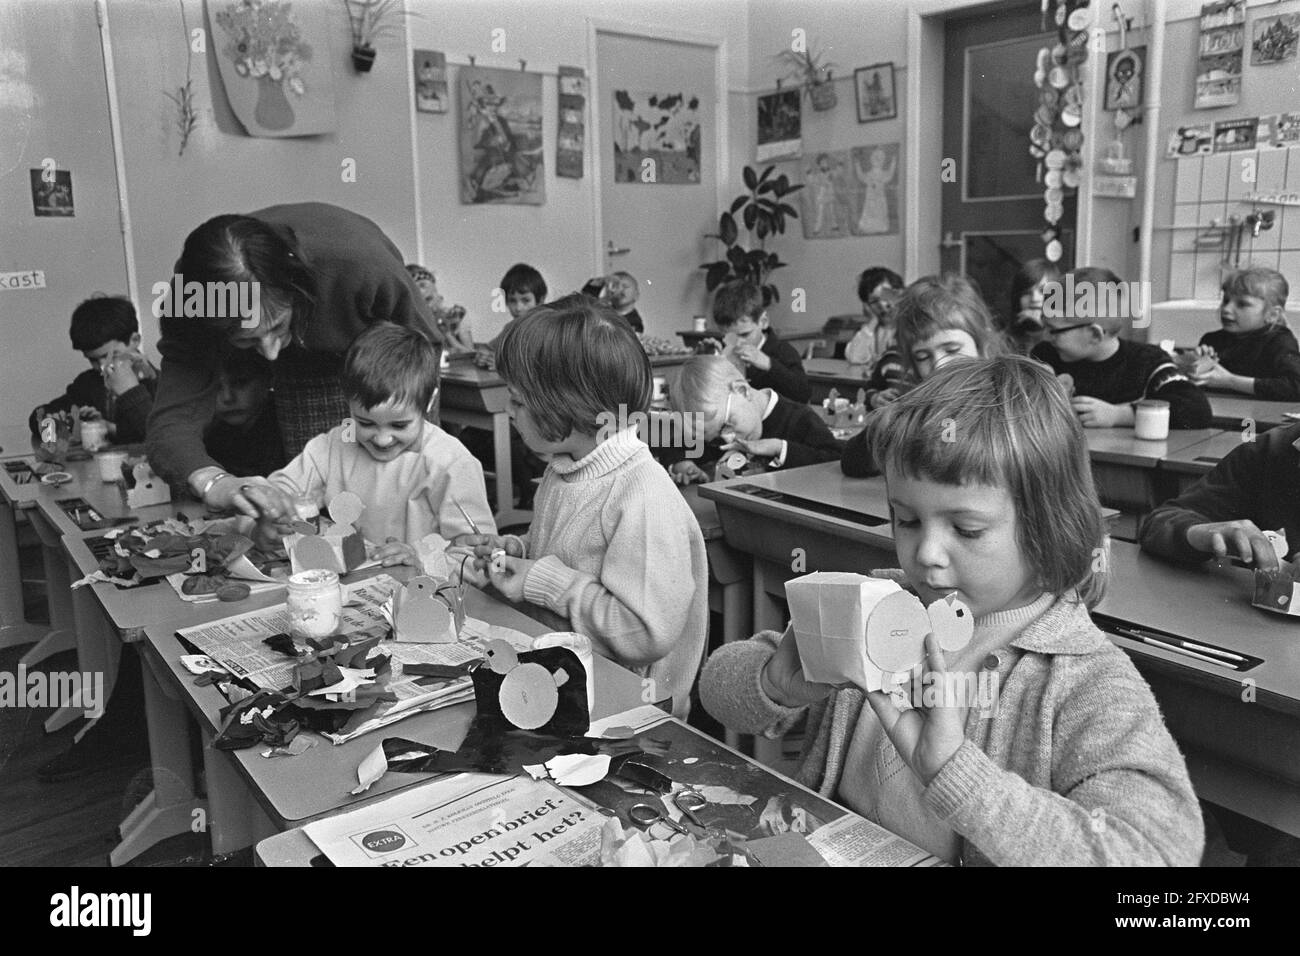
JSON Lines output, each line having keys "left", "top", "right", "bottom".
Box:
{"left": 702, "top": 356, "right": 1203, "bottom": 865}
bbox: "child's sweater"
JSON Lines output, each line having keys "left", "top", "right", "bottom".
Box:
{"left": 748, "top": 332, "right": 812, "bottom": 403}
{"left": 30, "top": 366, "right": 158, "bottom": 444}
{"left": 1140, "top": 421, "right": 1300, "bottom": 564}
{"left": 268, "top": 422, "right": 495, "bottom": 553}
{"left": 1199, "top": 324, "right": 1300, "bottom": 402}
{"left": 1033, "top": 339, "right": 1213, "bottom": 429}
{"left": 658, "top": 394, "right": 843, "bottom": 470}
{"left": 519, "top": 427, "right": 709, "bottom": 718}
{"left": 700, "top": 593, "right": 1203, "bottom": 866}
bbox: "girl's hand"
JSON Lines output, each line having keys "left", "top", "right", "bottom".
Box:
{"left": 451, "top": 533, "right": 526, "bottom": 571}
{"left": 723, "top": 436, "right": 784, "bottom": 458}
{"left": 1195, "top": 344, "right": 1217, "bottom": 359}
{"left": 376, "top": 538, "right": 422, "bottom": 569}
{"left": 1191, "top": 362, "right": 1234, "bottom": 390}
{"left": 486, "top": 554, "right": 533, "bottom": 602}
{"left": 870, "top": 387, "right": 901, "bottom": 409}
{"left": 669, "top": 460, "right": 709, "bottom": 485}
{"left": 1071, "top": 396, "right": 1124, "bottom": 428}
{"left": 865, "top": 632, "right": 965, "bottom": 785}
{"left": 760, "top": 624, "right": 834, "bottom": 708}
{"left": 1186, "top": 519, "right": 1280, "bottom": 570}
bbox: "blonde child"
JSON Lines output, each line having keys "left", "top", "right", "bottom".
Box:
{"left": 701, "top": 356, "right": 1203, "bottom": 865}
{"left": 457, "top": 295, "right": 709, "bottom": 718}
{"left": 258, "top": 322, "right": 495, "bottom": 572}
{"left": 1191, "top": 266, "right": 1299, "bottom": 400}
{"left": 664, "top": 355, "right": 842, "bottom": 485}
{"left": 842, "top": 273, "right": 1008, "bottom": 476}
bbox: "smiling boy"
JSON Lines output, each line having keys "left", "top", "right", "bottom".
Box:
{"left": 1191, "top": 267, "right": 1299, "bottom": 400}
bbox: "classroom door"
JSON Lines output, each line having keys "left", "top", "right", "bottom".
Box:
{"left": 595, "top": 29, "right": 719, "bottom": 339}
{"left": 940, "top": 1, "right": 1076, "bottom": 318}
{"left": 0, "top": 0, "right": 131, "bottom": 454}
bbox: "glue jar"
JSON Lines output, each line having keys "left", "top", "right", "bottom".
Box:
{"left": 1134, "top": 399, "right": 1170, "bottom": 441}
{"left": 286, "top": 569, "right": 343, "bottom": 640}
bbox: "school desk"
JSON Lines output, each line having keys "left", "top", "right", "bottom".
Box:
{"left": 1094, "top": 540, "right": 1300, "bottom": 837}
{"left": 675, "top": 329, "right": 827, "bottom": 351}
{"left": 439, "top": 361, "right": 513, "bottom": 514}
{"left": 1207, "top": 394, "right": 1298, "bottom": 431}
{"left": 804, "top": 357, "right": 873, "bottom": 405}
{"left": 132, "top": 584, "right": 646, "bottom": 861}
{"left": 1083, "top": 427, "right": 1221, "bottom": 514}
{"left": 0, "top": 455, "right": 50, "bottom": 654}
{"left": 1157, "top": 428, "right": 1252, "bottom": 493}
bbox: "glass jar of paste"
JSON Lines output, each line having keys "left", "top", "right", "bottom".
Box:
{"left": 286, "top": 569, "right": 343, "bottom": 640}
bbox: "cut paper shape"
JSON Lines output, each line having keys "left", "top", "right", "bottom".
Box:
{"left": 745, "top": 832, "right": 828, "bottom": 867}
{"left": 125, "top": 461, "right": 171, "bottom": 508}
{"left": 523, "top": 752, "right": 612, "bottom": 787}
{"left": 484, "top": 639, "right": 519, "bottom": 675}
{"left": 286, "top": 491, "right": 367, "bottom": 574}
{"left": 471, "top": 645, "right": 592, "bottom": 737}
{"left": 499, "top": 662, "right": 560, "bottom": 729}
{"left": 533, "top": 632, "right": 595, "bottom": 714}
{"left": 785, "top": 571, "right": 974, "bottom": 692}
{"left": 393, "top": 576, "right": 457, "bottom": 643}
{"left": 292, "top": 534, "right": 345, "bottom": 573}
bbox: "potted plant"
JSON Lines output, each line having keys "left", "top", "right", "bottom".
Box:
{"left": 701, "top": 164, "right": 803, "bottom": 307}
{"left": 777, "top": 43, "right": 838, "bottom": 111}
{"left": 343, "top": 0, "right": 415, "bottom": 73}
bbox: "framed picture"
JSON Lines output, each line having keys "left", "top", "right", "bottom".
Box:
{"left": 855, "top": 63, "right": 896, "bottom": 123}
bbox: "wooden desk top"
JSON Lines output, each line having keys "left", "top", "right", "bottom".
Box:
{"left": 1082, "top": 428, "right": 1221, "bottom": 468}
{"left": 441, "top": 361, "right": 506, "bottom": 388}
{"left": 804, "top": 358, "right": 872, "bottom": 382}
{"left": 141, "top": 584, "right": 645, "bottom": 827}
{"left": 679, "top": 481, "right": 722, "bottom": 541}
{"left": 1096, "top": 541, "right": 1300, "bottom": 715}
{"left": 1159, "top": 430, "right": 1251, "bottom": 475}
{"left": 1208, "top": 394, "right": 1298, "bottom": 431}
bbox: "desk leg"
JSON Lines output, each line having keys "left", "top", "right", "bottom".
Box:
{"left": 0, "top": 501, "right": 47, "bottom": 650}
{"left": 64, "top": 577, "right": 121, "bottom": 741}
{"left": 111, "top": 647, "right": 206, "bottom": 866}
{"left": 492, "top": 411, "right": 513, "bottom": 514}
{"left": 199, "top": 730, "right": 276, "bottom": 855}
{"left": 20, "top": 515, "right": 78, "bottom": 676}
{"left": 721, "top": 579, "right": 751, "bottom": 752}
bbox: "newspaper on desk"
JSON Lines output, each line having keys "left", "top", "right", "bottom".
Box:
{"left": 304, "top": 773, "right": 604, "bottom": 867}
{"left": 175, "top": 575, "right": 535, "bottom": 744}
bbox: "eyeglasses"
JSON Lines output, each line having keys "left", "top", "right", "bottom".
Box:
{"left": 1046, "top": 321, "right": 1096, "bottom": 337}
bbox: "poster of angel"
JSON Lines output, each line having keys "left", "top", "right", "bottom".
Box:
{"left": 612, "top": 90, "right": 701, "bottom": 184}
{"left": 459, "top": 66, "right": 545, "bottom": 205}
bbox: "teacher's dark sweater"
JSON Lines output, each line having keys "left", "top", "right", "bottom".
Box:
{"left": 1139, "top": 422, "right": 1300, "bottom": 564}
{"left": 147, "top": 203, "right": 433, "bottom": 482}
{"left": 1199, "top": 324, "right": 1300, "bottom": 402}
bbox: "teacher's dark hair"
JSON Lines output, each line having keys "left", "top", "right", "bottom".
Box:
{"left": 174, "top": 214, "right": 317, "bottom": 339}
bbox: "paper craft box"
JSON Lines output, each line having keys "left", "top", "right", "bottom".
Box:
{"left": 286, "top": 492, "right": 367, "bottom": 575}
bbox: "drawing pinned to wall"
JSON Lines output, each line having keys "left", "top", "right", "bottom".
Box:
{"left": 30, "top": 168, "right": 73, "bottom": 217}
{"left": 756, "top": 89, "right": 801, "bottom": 162}
{"left": 557, "top": 66, "right": 586, "bottom": 179}
{"left": 413, "top": 50, "right": 448, "bottom": 113}
{"left": 209, "top": 0, "right": 337, "bottom": 137}
{"left": 851, "top": 143, "right": 899, "bottom": 236}
{"left": 1251, "top": 14, "right": 1299, "bottom": 66}
{"left": 1104, "top": 47, "right": 1145, "bottom": 112}
{"left": 799, "top": 152, "right": 853, "bottom": 239}
{"left": 459, "top": 66, "right": 545, "bottom": 205}
{"left": 854, "top": 63, "right": 896, "bottom": 123}
{"left": 1194, "top": 0, "right": 1244, "bottom": 109}
{"left": 612, "top": 90, "right": 701, "bottom": 185}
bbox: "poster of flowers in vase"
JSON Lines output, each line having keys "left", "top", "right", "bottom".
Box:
{"left": 208, "top": 0, "right": 336, "bottom": 138}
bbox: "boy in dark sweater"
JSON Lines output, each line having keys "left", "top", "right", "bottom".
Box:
{"left": 202, "top": 350, "right": 285, "bottom": 477}
{"left": 29, "top": 296, "right": 157, "bottom": 443}
{"left": 663, "top": 355, "right": 841, "bottom": 482}
{"left": 1139, "top": 421, "right": 1300, "bottom": 571}
{"left": 709, "top": 280, "right": 811, "bottom": 403}
{"left": 1190, "top": 267, "right": 1299, "bottom": 401}
{"left": 1032, "top": 267, "right": 1212, "bottom": 429}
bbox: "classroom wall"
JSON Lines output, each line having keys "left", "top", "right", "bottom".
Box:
{"left": 407, "top": 0, "right": 751, "bottom": 343}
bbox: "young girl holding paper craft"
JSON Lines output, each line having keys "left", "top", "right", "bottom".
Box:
{"left": 455, "top": 296, "right": 709, "bottom": 719}
{"left": 701, "top": 356, "right": 1203, "bottom": 865}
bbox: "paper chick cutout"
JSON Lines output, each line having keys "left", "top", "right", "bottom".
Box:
{"left": 392, "top": 575, "right": 457, "bottom": 643}
{"left": 785, "top": 571, "right": 974, "bottom": 692}
{"left": 124, "top": 461, "right": 172, "bottom": 508}
{"left": 287, "top": 492, "right": 367, "bottom": 574}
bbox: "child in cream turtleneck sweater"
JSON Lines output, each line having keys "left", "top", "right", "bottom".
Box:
{"left": 702, "top": 357, "right": 1204, "bottom": 865}
{"left": 457, "top": 296, "right": 709, "bottom": 719}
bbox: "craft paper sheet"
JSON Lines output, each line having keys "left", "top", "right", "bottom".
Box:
{"left": 305, "top": 773, "right": 605, "bottom": 867}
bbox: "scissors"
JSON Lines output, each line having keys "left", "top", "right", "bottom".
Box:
{"left": 628, "top": 802, "right": 692, "bottom": 838}
{"left": 672, "top": 787, "right": 710, "bottom": 829}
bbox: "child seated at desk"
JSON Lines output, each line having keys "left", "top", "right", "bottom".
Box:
{"left": 701, "top": 356, "right": 1203, "bottom": 865}
{"left": 258, "top": 322, "right": 495, "bottom": 572}
{"left": 710, "top": 280, "right": 811, "bottom": 403}
{"left": 203, "top": 349, "right": 285, "bottom": 477}
{"left": 1139, "top": 420, "right": 1300, "bottom": 571}
{"left": 581, "top": 270, "right": 644, "bottom": 333}
{"left": 476, "top": 262, "right": 548, "bottom": 371}
{"left": 407, "top": 263, "right": 475, "bottom": 354}
{"left": 1189, "top": 266, "right": 1300, "bottom": 401}
{"left": 29, "top": 295, "right": 158, "bottom": 444}
{"left": 663, "top": 355, "right": 842, "bottom": 484}
{"left": 1003, "top": 258, "right": 1060, "bottom": 356}
{"left": 1032, "top": 266, "right": 1212, "bottom": 429}
{"left": 843, "top": 266, "right": 903, "bottom": 368}
{"left": 841, "top": 273, "right": 1008, "bottom": 476}
{"left": 456, "top": 295, "right": 709, "bottom": 719}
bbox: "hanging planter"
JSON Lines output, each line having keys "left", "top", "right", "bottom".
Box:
{"left": 809, "top": 75, "right": 837, "bottom": 111}
{"left": 343, "top": 0, "right": 420, "bottom": 74}
{"left": 776, "top": 42, "right": 838, "bottom": 113}
{"left": 350, "top": 45, "right": 377, "bottom": 73}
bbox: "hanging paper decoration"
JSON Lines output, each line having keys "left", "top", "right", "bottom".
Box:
{"left": 413, "top": 50, "right": 448, "bottom": 113}
{"left": 557, "top": 66, "right": 586, "bottom": 179}
{"left": 1194, "top": 0, "right": 1245, "bottom": 110}
{"left": 1029, "top": 0, "right": 1091, "bottom": 263}
{"left": 209, "top": 0, "right": 337, "bottom": 137}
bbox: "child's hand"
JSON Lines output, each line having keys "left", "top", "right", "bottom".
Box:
{"left": 451, "top": 533, "right": 526, "bottom": 571}
{"left": 486, "top": 554, "right": 533, "bottom": 602}
{"left": 733, "top": 343, "right": 772, "bottom": 371}
{"left": 760, "top": 624, "right": 834, "bottom": 708}
{"left": 1191, "top": 362, "right": 1234, "bottom": 390}
{"left": 1195, "top": 344, "right": 1217, "bottom": 359}
{"left": 1071, "top": 396, "right": 1124, "bottom": 428}
{"left": 669, "top": 460, "right": 709, "bottom": 485}
{"left": 1186, "top": 519, "right": 1281, "bottom": 570}
{"left": 474, "top": 348, "right": 496, "bottom": 370}
{"left": 866, "top": 631, "right": 965, "bottom": 785}
{"left": 870, "top": 387, "right": 901, "bottom": 409}
{"left": 376, "top": 538, "right": 421, "bottom": 569}
{"left": 103, "top": 356, "right": 141, "bottom": 395}
{"left": 723, "top": 436, "right": 783, "bottom": 458}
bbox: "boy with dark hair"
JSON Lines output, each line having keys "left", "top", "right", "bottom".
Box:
{"left": 710, "top": 280, "right": 811, "bottom": 403}
{"left": 202, "top": 350, "right": 285, "bottom": 477}
{"left": 30, "top": 295, "right": 157, "bottom": 443}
